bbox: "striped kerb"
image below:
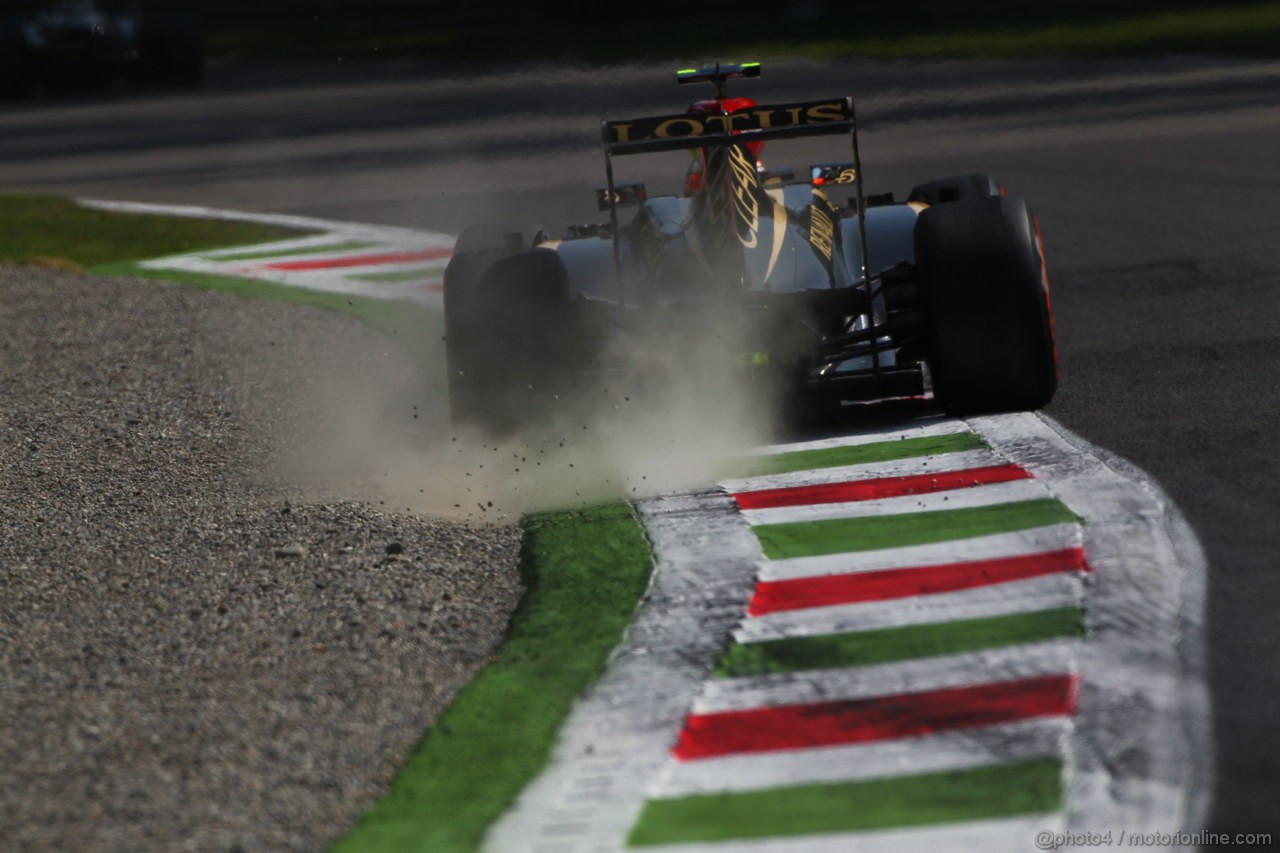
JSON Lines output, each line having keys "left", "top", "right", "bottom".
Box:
{"left": 202, "top": 239, "right": 380, "bottom": 261}
{"left": 626, "top": 757, "right": 1064, "bottom": 846}
{"left": 348, "top": 266, "right": 447, "bottom": 283}
{"left": 264, "top": 247, "right": 453, "bottom": 270}
{"left": 622, "top": 430, "right": 1090, "bottom": 849}
{"left": 717, "top": 606, "right": 1085, "bottom": 676}
{"left": 749, "top": 547, "right": 1091, "bottom": 614}
{"left": 732, "top": 463, "right": 1031, "bottom": 509}
{"left": 753, "top": 499, "right": 1080, "bottom": 559}
{"left": 730, "top": 432, "right": 988, "bottom": 478}
{"left": 674, "top": 674, "right": 1077, "bottom": 760}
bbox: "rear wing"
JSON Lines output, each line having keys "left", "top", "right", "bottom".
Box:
{"left": 599, "top": 90, "right": 872, "bottom": 315}
{"left": 601, "top": 97, "right": 855, "bottom": 156}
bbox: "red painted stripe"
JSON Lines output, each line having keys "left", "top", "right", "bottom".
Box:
{"left": 749, "top": 548, "right": 1090, "bottom": 615}
{"left": 263, "top": 248, "right": 453, "bottom": 271}
{"left": 673, "top": 674, "right": 1077, "bottom": 760}
{"left": 732, "top": 464, "right": 1030, "bottom": 510}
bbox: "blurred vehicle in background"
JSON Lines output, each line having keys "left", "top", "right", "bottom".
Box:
{"left": 0, "top": 0, "right": 203, "bottom": 96}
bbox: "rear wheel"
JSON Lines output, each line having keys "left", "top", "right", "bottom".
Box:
{"left": 914, "top": 195, "right": 1057, "bottom": 414}
{"left": 443, "top": 223, "right": 571, "bottom": 430}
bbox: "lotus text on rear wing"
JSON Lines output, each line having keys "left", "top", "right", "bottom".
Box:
{"left": 602, "top": 98, "right": 854, "bottom": 153}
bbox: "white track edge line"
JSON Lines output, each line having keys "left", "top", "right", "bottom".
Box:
{"left": 79, "top": 198, "right": 454, "bottom": 246}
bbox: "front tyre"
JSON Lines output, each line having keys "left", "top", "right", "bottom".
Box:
{"left": 914, "top": 195, "right": 1058, "bottom": 414}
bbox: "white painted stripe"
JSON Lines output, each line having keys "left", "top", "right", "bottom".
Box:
{"left": 692, "top": 637, "right": 1078, "bottom": 715}
{"left": 651, "top": 717, "right": 1069, "bottom": 797}
{"left": 758, "top": 523, "right": 1083, "bottom": 582}
{"left": 739, "top": 478, "right": 1052, "bottom": 526}
{"left": 721, "top": 448, "right": 1005, "bottom": 493}
{"left": 734, "top": 572, "right": 1085, "bottom": 644}
{"left": 743, "top": 417, "right": 970, "bottom": 456}
{"left": 639, "top": 814, "right": 1065, "bottom": 853}
{"left": 78, "top": 198, "right": 452, "bottom": 246}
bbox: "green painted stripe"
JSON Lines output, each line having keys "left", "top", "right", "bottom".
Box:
{"left": 627, "top": 757, "right": 1062, "bottom": 846}
{"left": 348, "top": 265, "right": 447, "bottom": 283}
{"left": 716, "top": 607, "right": 1085, "bottom": 677}
{"left": 754, "top": 499, "right": 1079, "bottom": 559}
{"left": 202, "top": 239, "right": 381, "bottom": 261}
{"left": 729, "top": 432, "right": 988, "bottom": 478}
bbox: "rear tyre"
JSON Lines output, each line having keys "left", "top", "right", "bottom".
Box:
{"left": 444, "top": 223, "right": 568, "bottom": 430}
{"left": 914, "top": 195, "right": 1057, "bottom": 414}
{"left": 908, "top": 174, "right": 1003, "bottom": 206}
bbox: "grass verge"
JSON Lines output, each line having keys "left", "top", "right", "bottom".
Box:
{"left": 0, "top": 195, "right": 304, "bottom": 268}
{"left": 0, "top": 193, "right": 447, "bottom": 367}
{"left": 330, "top": 503, "right": 655, "bottom": 853}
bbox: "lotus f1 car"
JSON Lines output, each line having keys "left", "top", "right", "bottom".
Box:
{"left": 444, "top": 62, "right": 1058, "bottom": 428}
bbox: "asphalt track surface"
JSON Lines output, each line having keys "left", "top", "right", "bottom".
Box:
{"left": 3, "top": 55, "right": 1279, "bottom": 834}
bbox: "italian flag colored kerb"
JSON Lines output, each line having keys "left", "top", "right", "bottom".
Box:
{"left": 627, "top": 425, "right": 1091, "bottom": 849}
{"left": 140, "top": 233, "right": 452, "bottom": 307}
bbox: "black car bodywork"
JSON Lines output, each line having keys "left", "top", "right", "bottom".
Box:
{"left": 0, "top": 0, "right": 203, "bottom": 96}
{"left": 444, "top": 63, "right": 1058, "bottom": 428}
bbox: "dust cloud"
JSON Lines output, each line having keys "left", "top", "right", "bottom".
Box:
{"left": 262, "top": 296, "right": 785, "bottom": 524}
{"left": 246, "top": 141, "right": 796, "bottom": 522}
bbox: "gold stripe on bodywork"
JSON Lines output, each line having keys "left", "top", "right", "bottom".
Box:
{"left": 809, "top": 200, "right": 835, "bottom": 264}
{"left": 763, "top": 199, "right": 788, "bottom": 285}
{"left": 728, "top": 144, "right": 761, "bottom": 250}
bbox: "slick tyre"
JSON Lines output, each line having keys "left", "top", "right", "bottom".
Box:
{"left": 908, "top": 174, "right": 1003, "bottom": 206}
{"left": 444, "top": 247, "right": 570, "bottom": 430}
{"left": 914, "top": 195, "right": 1058, "bottom": 414}
{"left": 443, "top": 221, "right": 548, "bottom": 427}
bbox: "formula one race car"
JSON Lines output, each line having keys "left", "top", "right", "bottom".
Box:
{"left": 0, "top": 0, "right": 203, "bottom": 96}
{"left": 444, "top": 62, "right": 1057, "bottom": 428}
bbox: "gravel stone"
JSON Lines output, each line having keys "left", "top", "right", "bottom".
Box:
{"left": 0, "top": 266, "right": 523, "bottom": 852}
